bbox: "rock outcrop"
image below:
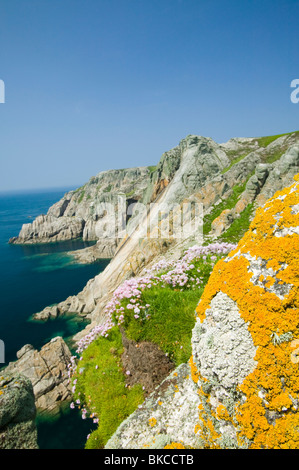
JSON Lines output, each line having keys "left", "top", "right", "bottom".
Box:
{"left": 9, "top": 166, "right": 153, "bottom": 248}
{"left": 105, "top": 173, "right": 299, "bottom": 449}
{"left": 0, "top": 373, "right": 38, "bottom": 449}
{"left": 3, "top": 337, "right": 72, "bottom": 416}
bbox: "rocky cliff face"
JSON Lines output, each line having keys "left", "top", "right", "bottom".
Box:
{"left": 0, "top": 373, "right": 38, "bottom": 449}
{"left": 9, "top": 166, "right": 152, "bottom": 258}
{"left": 105, "top": 173, "right": 299, "bottom": 449}
{"left": 31, "top": 133, "right": 299, "bottom": 328}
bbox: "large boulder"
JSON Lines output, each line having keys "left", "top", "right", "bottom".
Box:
{"left": 4, "top": 337, "right": 72, "bottom": 416}
{"left": 0, "top": 373, "right": 38, "bottom": 449}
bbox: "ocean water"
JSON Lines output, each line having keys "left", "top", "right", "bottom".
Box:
{"left": 0, "top": 188, "right": 110, "bottom": 448}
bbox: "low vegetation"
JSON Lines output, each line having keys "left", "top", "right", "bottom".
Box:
{"left": 69, "top": 242, "right": 236, "bottom": 448}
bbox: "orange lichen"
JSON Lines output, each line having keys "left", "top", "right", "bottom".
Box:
{"left": 189, "top": 356, "right": 200, "bottom": 384}
{"left": 193, "top": 175, "right": 299, "bottom": 448}
{"left": 148, "top": 417, "right": 157, "bottom": 427}
{"left": 265, "top": 275, "right": 275, "bottom": 288}
{"left": 164, "top": 442, "right": 186, "bottom": 449}
{"left": 215, "top": 404, "right": 231, "bottom": 422}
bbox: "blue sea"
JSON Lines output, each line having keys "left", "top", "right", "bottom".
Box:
{"left": 0, "top": 188, "right": 110, "bottom": 448}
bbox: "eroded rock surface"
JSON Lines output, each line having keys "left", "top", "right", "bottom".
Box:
{"left": 3, "top": 337, "right": 72, "bottom": 416}
{"left": 0, "top": 373, "right": 38, "bottom": 449}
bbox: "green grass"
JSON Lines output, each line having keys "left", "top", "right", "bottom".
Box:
{"left": 72, "top": 250, "right": 232, "bottom": 448}
{"left": 115, "top": 255, "right": 225, "bottom": 366}
{"left": 148, "top": 165, "right": 157, "bottom": 173}
{"left": 125, "top": 189, "right": 135, "bottom": 198}
{"left": 221, "top": 153, "right": 247, "bottom": 174}
{"left": 203, "top": 181, "right": 247, "bottom": 236}
{"left": 72, "top": 327, "right": 144, "bottom": 449}
{"left": 123, "top": 287, "right": 200, "bottom": 365}
{"left": 218, "top": 203, "right": 254, "bottom": 244}
{"left": 256, "top": 130, "right": 299, "bottom": 148}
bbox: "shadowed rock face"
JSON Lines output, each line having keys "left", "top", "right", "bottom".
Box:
{"left": 0, "top": 373, "right": 38, "bottom": 449}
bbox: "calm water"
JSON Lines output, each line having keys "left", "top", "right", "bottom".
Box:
{"left": 0, "top": 188, "right": 110, "bottom": 448}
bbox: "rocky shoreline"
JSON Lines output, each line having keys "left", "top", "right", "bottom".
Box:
{"left": 3, "top": 337, "right": 72, "bottom": 417}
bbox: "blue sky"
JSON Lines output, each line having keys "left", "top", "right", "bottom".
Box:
{"left": 0, "top": 0, "right": 298, "bottom": 191}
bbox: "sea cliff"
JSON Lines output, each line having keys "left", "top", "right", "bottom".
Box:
{"left": 3, "top": 130, "right": 299, "bottom": 449}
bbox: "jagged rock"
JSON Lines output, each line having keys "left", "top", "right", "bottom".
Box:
{"left": 0, "top": 373, "right": 38, "bottom": 449}
{"left": 9, "top": 166, "right": 152, "bottom": 245}
{"left": 30, "top": 135, "right": 299, "bottom": 335}
{"left": 9, "top": 214, "right": 85, "bottom": 244}
{"left": 68, "top": 238, "right": 117, "bottom": 263}
{"left": 3, "top": 337, "right": 72, "bottom": 416}
{"left": 211, "top": 209, "right": 234, "bottom": 237}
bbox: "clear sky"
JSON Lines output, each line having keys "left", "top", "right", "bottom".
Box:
{"left": 0, "top": 0, "right": 298, "bottom": 191}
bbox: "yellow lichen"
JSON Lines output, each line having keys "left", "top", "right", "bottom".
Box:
{"left": 148, "top": 417, "right": 157, "bottom": 427}
{"left": 164, "top": 442, "right": 186, "bottom": 449}
{"left": 193, "top": 175, "right": 299, "bottom": 449}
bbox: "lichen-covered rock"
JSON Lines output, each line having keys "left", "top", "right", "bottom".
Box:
{"left": 0, "top": 373, "right": 38, "bottom": 449}
{"left": 193, "top": 173, "right": 299, "bottom": 448}
{"left": 105, "top": 363, "right": 201, "bottom": 449}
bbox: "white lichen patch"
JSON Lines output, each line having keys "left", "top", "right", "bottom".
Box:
{"left": 192, "top": 292, "right": 257, "bottom": 389}
{"left": 235, "top": 252, "right": 292, "bottom": 300}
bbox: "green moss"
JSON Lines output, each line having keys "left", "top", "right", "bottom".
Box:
{"left": 148, "top": 165, "right": 157, "bottom": 173}
{"left": 72, "top": 327, "right": 144, "bottom": 449}
{"left": 73, "top": 184, "right": 85, "bottom": 194}
{"left": 125, "top": 189, "right": 135, "bottom": 198}
{"left": 103, "top": 185, "right": 112, "bottom": 193}
{"left": 265, "top": 149, "right": 285, "bottom": 164}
